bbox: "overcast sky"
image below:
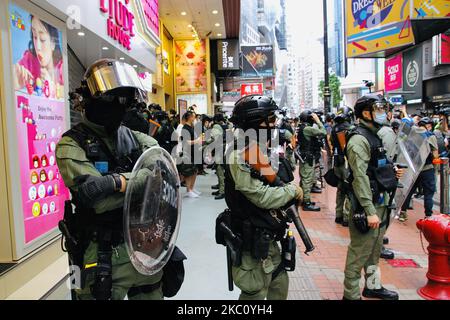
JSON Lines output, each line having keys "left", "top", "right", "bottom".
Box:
{"left": 286, "top": 0, "right": 324, "bottom": 49}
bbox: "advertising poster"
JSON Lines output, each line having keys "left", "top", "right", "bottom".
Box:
{"left": 385, "top": 54, "right": 403, "bottom": 92}
{"left": 242, "top": 45, "right": 274, "bottom": 77}
{"left": 9, "top": 4, "right": 69, "bottom": 244}
{"left": 413, "top": 0, "right": 450, "bottom": 19}
{"left": 346, "top": 0, "right": 415, "bottom": 58}
{"left": 440, "top": 33, "right": 450, "bottom": 64}
{"left": 175, "top": 40, "right": 208, "bottom": 93}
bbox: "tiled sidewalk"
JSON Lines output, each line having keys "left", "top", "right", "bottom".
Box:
{"left": 288, "top": 183, "right": 433, "bottom": 300}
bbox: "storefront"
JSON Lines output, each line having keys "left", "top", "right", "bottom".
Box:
{"left": 0, "top": 0, "right": 160, "bottom": 299}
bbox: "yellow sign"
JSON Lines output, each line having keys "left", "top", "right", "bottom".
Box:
{"left": 346, "top": 0, "right": 415, "bottom": 58}
{"left": 413, "top": 0, "right": 450, "bottom": 19}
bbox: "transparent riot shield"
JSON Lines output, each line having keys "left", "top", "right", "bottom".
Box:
{"left": 124, "top": 147, "right": 181, "bottom": 275}
{"left": 393, "top": 123, "right": 431, "bottom": 217}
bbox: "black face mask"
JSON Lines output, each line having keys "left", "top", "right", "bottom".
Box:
{"left": 85, "top": 99, "right": 127, "bottom": 134}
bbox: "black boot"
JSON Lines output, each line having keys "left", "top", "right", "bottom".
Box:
{"left": 335, "top": 217, "right": 343, "bottom": 224}
{"left": 211, "top": 185, "right": 219, "bottom": 190}
{"left": 383, "top": 237, "right": 389, "bottom": 245}
{"left": 303, "top": 202, "right": 321, "bottom": 212}
{"left": 212, "top": 190, "right": 221, "bottom": 196}
{"left": 311, "top": 186, "right": 322, "bottom": 194}
{"left": 215, "top": 194, "right": 225, "bottom": 200}
{"left": 380, "top": 247, "right": 395, "bottom": 260}
{"left": 362, "top": 287, "right": 399, "bottom": 300}
{"left": 342, "top": 220, "right": 349, "bottom": 227}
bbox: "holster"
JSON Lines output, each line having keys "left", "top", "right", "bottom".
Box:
{"left": 346, "top": 187, "right": 370, "bottom": 234}
{"left": 215, "top": 210, "right": 243, "bottom": 267}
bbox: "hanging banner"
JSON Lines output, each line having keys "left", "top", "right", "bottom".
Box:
{"left": 346, "top": 0, "right": 415, "bottom": 58}
{"left": 385, "top": 54, "right": 403, "bottom": 92}
{"left": 403, "top": 45, "right": 423, "bottom": 101}
{"left": 175, "top": 40, "right": 208, "bottom": 93}
{"left": 9, "top": 4, "right": 70, "bottom": 244}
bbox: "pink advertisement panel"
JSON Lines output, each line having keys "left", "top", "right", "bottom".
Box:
{"left": 385, "top": 54, "right": 403, "bottom": 92}
{"left": 10, "top": 3, "right": 70, "bottom": 244}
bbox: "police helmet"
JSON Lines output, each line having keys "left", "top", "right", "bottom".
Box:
{"left": 354, "top": 94, "right": 389, "bottom": 119}
{"left": 213, "top": 113, "right": 225, "bottom": 123}
{"left": 300, "top": 110, "right": 315, "bottom": 125}
{"left": 83, "top": 59, "right": 147, "bottom": 105}
{"left": 418, "top": 117, "right": 433, "bottom": 127}
{"left": 335, "top": 106, "right": 354, "bottom": 124}
{"left": 230, "top": 95, "right": 279, "bottom": 130}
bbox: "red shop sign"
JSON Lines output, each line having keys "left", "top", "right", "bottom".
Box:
{"left": 241, "top": 83, "right": 264, "bottom": 97}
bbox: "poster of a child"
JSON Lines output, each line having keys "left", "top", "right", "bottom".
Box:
{"left": 12, "top": 13, "right": 64, "bottom": 100}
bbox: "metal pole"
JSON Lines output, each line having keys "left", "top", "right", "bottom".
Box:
{"left": 323, "top": 0, "right": 331, "bottom": 114}
{"left": 440, "top": 158, "right": 450, "bottom": 215}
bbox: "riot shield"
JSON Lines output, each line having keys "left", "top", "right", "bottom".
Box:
{"left": 393, "top": 123, "right": 431, "bottom": 217}
{"left": 124, "top": 147, "right": 181, "bottom": 275}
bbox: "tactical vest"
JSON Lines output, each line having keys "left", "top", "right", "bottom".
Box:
{"left": 298, "top": 124, "right": 322, "bottom": 164}
{"left": 331, "top": 122, "right": 351, "bottom": 166}
{"left": 224, "top": 146, "right": 294, "bottom": 242}
{"left": 63, "top": 123, "right": 142, "bottom": 237}
{"left": 346, "top": 126, "right": 397, "bottom": 202}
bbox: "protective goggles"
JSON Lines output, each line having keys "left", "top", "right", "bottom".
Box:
{"left": 371, "top": 101, "right": 389, "bottom": 113}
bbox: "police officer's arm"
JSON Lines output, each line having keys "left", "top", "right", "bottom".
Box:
{"left": 56, "top": 132, "right": 158, "bottom": 214}
{"left": 56, "top": 137, "right": 126, "bottom": 213}
{"left": 304, "top": 122, "right": 327, "bottom": 138}
{"left": 229, "top": 155, "right": 298, "bottom": 209}
{"left": 346, "top": 135, "right": 378, "bottom": 217}
{"left": 205, "top": 125, "right": 222, "bottom": 146}
{"left": 378, "top": 126, "right": 397, "bottom": 162}
{"left": 429, "top": 135, "right": 440, "bottom": 159}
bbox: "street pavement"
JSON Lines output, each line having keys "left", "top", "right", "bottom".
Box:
{"left": 177, "top": 170, "right": 433, "bottom": 300}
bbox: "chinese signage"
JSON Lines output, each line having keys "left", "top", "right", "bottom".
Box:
{"left": 241, "top": 83, "right": 264, "bottom": 97}
{"left": 217, "top": 39, "right": 240, "bottom": 71}
{"left": 242, "top": 45, "right": 274, "bottom": 77}
{"left": 175, "top": 40, "right": 208, "bottom": 93}
{"left": 403, "top": 45, "right": 423, "bottom": 101}
{"left": 385, "top": 54, "right": 403, "bottom": 92}
{"left": 100, "top": 0, "right": 136, "bottom": 51}
{"left": 346, "top": 0, "right": 415, "bottom": 58}
{"left": 434, "top": 33, "right": 450, "bottom": 65}
{"left": 9, "top": 4, "right": 70, "bottom": 243}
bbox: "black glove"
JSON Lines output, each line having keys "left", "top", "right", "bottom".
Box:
{"left": 74, "top": 174, "right": 122, "bottom": 208}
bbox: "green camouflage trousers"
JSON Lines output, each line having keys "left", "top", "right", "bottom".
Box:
{"left": 232, "top": 241, "right": 288, "bottom": 300}
{"left": 343, "top": 206, "right": 387, "bottom": 300}
{"left": 76, "top": 242, "right": 163, "bottom": 300}
{"left": 300, "top": 161, "right": 315, "bottom": 202}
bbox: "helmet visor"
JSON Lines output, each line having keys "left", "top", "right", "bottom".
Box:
{"left": 85, "top": 60, "right": 146, "bottom": 97}
{"left": 372, "top": 101, "right": 389, "bottom": 113}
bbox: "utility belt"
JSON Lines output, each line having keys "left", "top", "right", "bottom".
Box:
{"left": 215, "top": 210, "right": 296, "bottom": 273}
{"left": 59, "top": 201, "right": 126, "bottom": 299}
{"left": 297, "top": 150, "right": 314, "bottom": 166}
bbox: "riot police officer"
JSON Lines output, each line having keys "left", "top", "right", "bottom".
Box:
{"left": 208, "top": 113, "right": 228, "bottom": 200}
{"left": 220, "top": 95, "right": 303, "bottom": 300}
{"left": 331, "top": 106, "right": 354, "bottom": 227}
{"left": 343, "top": 94, "right": 404, "bottom": 300}
{"left": 297, "top": 110, "right": 327, "bottom": 211}
{"left": 56, "top": 59, "right": 164, "bottom": 300}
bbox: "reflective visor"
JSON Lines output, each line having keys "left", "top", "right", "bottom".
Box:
{"left": 84, "top": 60, "right": 145, "bottom": 97}
{"left": 372, "top": 101, "right": 389, "bottom": 113}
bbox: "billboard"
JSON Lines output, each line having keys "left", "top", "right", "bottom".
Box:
{"left": 175, "top": 40, "right": 208, "bottom": 93}
{"left": 217, "top": 39, "right": 240, "bottom": 71}
{"left": 413, "top": 0, "right": 450, "bottom": 19}
{"left": 242, "top": 45, "right": 274, "bottom": 77}
{"left": 346, "top": 0, "right": 415, "bottom": 58}
{"left": 9, "top": 3, "right": 70, "bottom": 244}
{"left": 385, "top": 54, "right": 403, "bottom": 92}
